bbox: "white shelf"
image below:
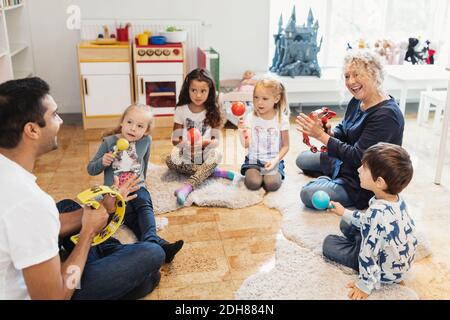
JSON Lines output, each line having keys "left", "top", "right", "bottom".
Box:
{"left": 13, "top": 69, "right": 32, "bottom": 79}
{"left": 0, "top": 0, "right": 33, "bottom": 83}
{"left": 2, "top": 3, "right": 23, "bottom": 11}
{"left": 9, "top": 42, "right": 27, "bottom": 57}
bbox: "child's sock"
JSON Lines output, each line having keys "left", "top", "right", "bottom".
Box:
{"left": 212, "top": 168, "right": 235, "bottom": 180}
{"left": 174, "top": 183, "right": 193, "bottom": 206}
{"left": 161, "top": 240, "right": 184, "bottom": 263}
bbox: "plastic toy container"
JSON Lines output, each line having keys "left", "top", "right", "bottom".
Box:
{"left": 150, "top": 36, "right": 166, "bottom": 45}
{"left": 160, "top": 31, "right": 187, "bottom": 43}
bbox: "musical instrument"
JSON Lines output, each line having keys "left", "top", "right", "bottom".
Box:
{"left": 70, "top": 185, "right": 126, "bottom": 246}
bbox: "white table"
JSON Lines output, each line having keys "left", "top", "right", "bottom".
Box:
{"left": 277, "top": 68, "right": 342, "bottom": 94}
{"left": 385, "top": 65, "right": 449, "bottom": 115}
{"left": 434, "top": 67, "right": 450, "bottom": 185}
{"left": 272, "top": 68, "right": 353, "bottom": 108}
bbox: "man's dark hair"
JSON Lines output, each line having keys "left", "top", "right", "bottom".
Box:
{"left": 362, "top": 142, "right": 414, "bottom": 195}
{"left": 0, "top": 77, "right": 50, "bottom": 148}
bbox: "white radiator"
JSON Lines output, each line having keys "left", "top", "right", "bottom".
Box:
{"left": 81, "top": 19, "right": 203, "bottom": 72}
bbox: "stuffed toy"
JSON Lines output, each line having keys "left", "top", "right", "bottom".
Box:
{"left": 423, "top": 40, "right": 436, "bottom": 64}
{"left": 404, "top": 37, "right": 423, "bottom": 65}
{"left": 235, "top": 70, "right": 257, "bottom": 92}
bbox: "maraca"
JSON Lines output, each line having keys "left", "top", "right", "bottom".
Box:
{"left": 311, "top": 190, "right": 334, "bottom": 210}
{"left": 187, "top": 127, "right": 202, "bottom": 144}
{"left": 232, "top": 102, "right": 248, "bottom": 140}
{"left": 112, "top": 138, "right": 129, "bottom": 157}
{"left": 231, "top": 101, "right": 246, "bottom": 117}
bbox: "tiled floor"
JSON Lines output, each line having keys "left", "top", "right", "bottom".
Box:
{"left": 34, "top": 114, "right": 450, "bottom": 300}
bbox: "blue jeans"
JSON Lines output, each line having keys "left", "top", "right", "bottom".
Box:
{"left": 295, "top": 150, "right": 322, "bottom": 174}
{"left": 296, "top": 151, "right": 354, "bottom": 209}
{"left": 125, "top": 187, "right": 167, "bottom": 245}
{"left": 322, "top": 220, "right": 361, "bottom": 272}
{"left": 57, "top": 199, "right": 165, "bottom": 300}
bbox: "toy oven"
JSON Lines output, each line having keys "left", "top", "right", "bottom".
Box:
{"left": 134, "top": 43, "right": 184, "bottom": 116}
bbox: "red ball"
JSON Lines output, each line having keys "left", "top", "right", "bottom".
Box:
{"left": 187, "top": 127, "right": 201, "bottom": 144}
{"left": 231, "top": 101, "right": 246, "bottom": 117}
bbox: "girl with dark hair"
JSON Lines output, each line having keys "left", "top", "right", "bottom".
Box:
{"left": 165, "top": 68, "right": 235, "bottom": 205}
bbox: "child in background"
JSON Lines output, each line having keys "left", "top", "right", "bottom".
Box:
{"left": 166, "top": 68, "right": 235, "bottom": 206}
{"left": 238, "top": 78, "right": 290, "bottom": 192}
{"left": 87, "top": 104, "right": 183, "bottom": 263}
{"left": 324, "top": 142, "right": 417, "bottom": 300}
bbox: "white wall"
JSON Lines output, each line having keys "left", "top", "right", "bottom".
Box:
{"left": 28, "top": 0, "right": 270, "bottom": 113}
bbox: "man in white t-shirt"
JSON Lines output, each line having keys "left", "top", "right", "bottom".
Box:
{"left": 0, "top": 78, "right": 164, "bottom": 299}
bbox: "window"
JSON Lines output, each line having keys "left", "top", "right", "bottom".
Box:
{"left": 269, "top": 0, "right": 450, "bottom": 68}
{"left": 327, "top": 0, "right": 387, "bottom": 66}
{"left": 386, "top": 0, "right": 440, "bottom": 41}
{"left": 385, "top": 0, "right": 450, "bottom": 66}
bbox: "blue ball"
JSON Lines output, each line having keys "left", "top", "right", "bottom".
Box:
{"left": 311, "top": 190, "right": 331, "bottom": 210}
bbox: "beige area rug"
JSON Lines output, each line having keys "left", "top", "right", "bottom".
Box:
{"left": 235, "top": 168, "right": 432, "bottom": 300}
{"left": 145, "top": 164, "right": 265, "bottom": 214}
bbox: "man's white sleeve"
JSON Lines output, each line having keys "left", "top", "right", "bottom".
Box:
{"left": 5, "top": 200, "right": 60, "bottom": 270}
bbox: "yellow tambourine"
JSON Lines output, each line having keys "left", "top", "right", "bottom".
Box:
{"left": 70, "top": 185, "right": 126, "bottom": 246}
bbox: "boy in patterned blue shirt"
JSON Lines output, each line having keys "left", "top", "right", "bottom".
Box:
{"left": 323, "top": 142, "right": 417, "bottom": 300}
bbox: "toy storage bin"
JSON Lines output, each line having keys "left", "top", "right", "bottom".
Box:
{"left": 160, "top": 31, "right": 187, "bottom": 43}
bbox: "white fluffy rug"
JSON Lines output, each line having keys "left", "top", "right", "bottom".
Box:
{"left": 114, "top": 164, "right": 264, "bottom": 243}
{"left": 264, "top": 172, "right": 432, "bottom": 260}
{"left": 235, "top": 170, "right": 432, "bottom": 300}
{"left": 146, "top": 164, "right": 265, "bottom": 214}
{"left": 235, "top": 236, "right": 419, "bottom": 300}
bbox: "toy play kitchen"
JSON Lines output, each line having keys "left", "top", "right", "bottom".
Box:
{"left": 77, "top": 38, "right": 133, "bottom": 129}
{"left": 133, "top": 41, "right": 185, "bottom": 123}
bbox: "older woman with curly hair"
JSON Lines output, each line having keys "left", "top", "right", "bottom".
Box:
{"left": 296, "top": 51, "right": 404, "bottom": 210}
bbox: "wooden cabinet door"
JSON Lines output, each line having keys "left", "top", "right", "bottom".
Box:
{"left": 82, "top": 74, "right": 131, "bottom": 116}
